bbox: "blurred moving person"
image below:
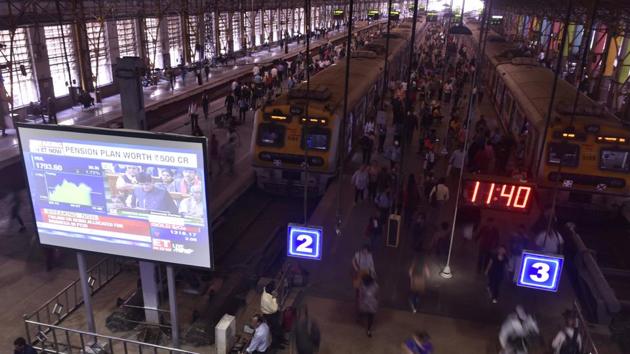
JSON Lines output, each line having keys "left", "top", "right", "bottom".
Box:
{"left": 499, "top": 306, "right": 540, "bottom": 354}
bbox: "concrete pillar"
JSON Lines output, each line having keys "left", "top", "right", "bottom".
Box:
{"left": 260, "top": 10, "right": 266, "bottom": 45}
{"left": 137, "top": 18, "right": 148, "bottom": 62}
{"left": 197, "top": 14, "right": 206, "bottom": 60}
{"left": 240, "top": 11, "right": 247, "bottom": 51}
{"left": 106, "top": 20, "right": 120, "bottom": 87}
{"left": 227, "top": 12, "right": 234, "bottom": 53}
{"left": 214, "top": 10, "right": 221, "bottom": 55}
{"left": 73, "top": 23, "right": 92, "bottom": 92}
{"left": 27, "top": 25, "right": 53, "bottom": 102}
{"left": 182, "top": 13, "right": 192, "bottom": 64}
{"left": 159, "top": 17, "right": 170, "bottom": 68}
{"left": 250, "top": 11, "right": 257, "bottom": 47}
{"left": 291, "top": 8, "right": 295, "bottom": 36}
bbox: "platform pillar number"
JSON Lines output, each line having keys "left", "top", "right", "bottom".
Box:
{"left": 517, "top": 251, "right": 563, "bottom": 292}
{"left": 287, "top": 224, "right": 322, "bottom": 260}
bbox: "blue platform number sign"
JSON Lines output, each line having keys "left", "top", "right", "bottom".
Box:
{"left": 517, "top": 251, "right": 564, "bottom": 292}
{"left": 287, "top": 224, "right": 322, "bottom": 260}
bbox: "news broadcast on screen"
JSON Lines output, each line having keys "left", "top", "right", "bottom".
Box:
{"left": 17, "top": 125, "right": 213, "bottom": 269}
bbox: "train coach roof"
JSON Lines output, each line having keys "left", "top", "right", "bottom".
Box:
{"left": 274, "top": 28, "right": 411, "bottom": 114}
{"left": 497, "top": 64, "right": 625, "bottom": 129}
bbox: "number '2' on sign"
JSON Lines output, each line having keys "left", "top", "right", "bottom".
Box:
{"left": 287, "top": 224, "right": 322, "bottom": 260}
{"left": 517, "top": 251, "right": 563, "bottom": 292}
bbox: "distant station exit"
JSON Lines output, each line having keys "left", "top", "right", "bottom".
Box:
{"left": 287, "top": 224, "right": 322, "bottom": 260}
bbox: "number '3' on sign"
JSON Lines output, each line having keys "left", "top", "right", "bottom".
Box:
{"left": 517, "top": 251, "right": 563, "bottom": 292}
{"left": 287, "top": 224, "right": 322, "bottom": 260}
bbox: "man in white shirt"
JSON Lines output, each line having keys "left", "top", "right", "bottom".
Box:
{"left": 499, "top": 306, "right": 539, "bottom": 354}
{"left": 429, "top": 178, "right": 450, "bottom": 203}
{"left": 535, "top": 227, "right": 564, "bottom": 254}
{"left": 448, "top": 147, "right": 465, "bottom": 178}
{"left": 243, "top": 314, "right": 271, "bottom": 353}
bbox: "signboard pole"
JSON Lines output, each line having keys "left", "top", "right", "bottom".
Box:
{"left": 139, "top": 261, "right": 160, "bottom": 323}
{"left": 166, "top": 265, "right": 180, "bottom": 347}
{"left": 117, "top": 57, "right": 162, "bottom": 327}
{"left": 76, "top": 252, "right": 96, "bottom": 336}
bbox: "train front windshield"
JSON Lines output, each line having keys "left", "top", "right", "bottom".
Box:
{"left": 257, "top": 124, "right": 285, "bottom": 147}
{"left": 303, "top": 129, "right": 330, "bottom": 151}
{"left": 548, "top": 142, "right": 579, "bottom": 167}
{"left": 600, "top": 149, "right": 630, "bottom": 172}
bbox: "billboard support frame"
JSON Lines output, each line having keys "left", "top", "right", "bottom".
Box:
{"left": 76, "top": 252, "right": 97, "bottom": 338}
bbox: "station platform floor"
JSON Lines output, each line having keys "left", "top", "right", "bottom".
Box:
{"left": 0, "top": 21, "right": 378, "bottom": 170}
{"left": 284, "top": 88, "right": 622, "bottom": 353}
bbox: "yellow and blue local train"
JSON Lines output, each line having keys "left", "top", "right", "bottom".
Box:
{"left": 251, "top": 23, "right": 418, "bottom": 195}
{"left": 470, "top": 22, "right": 630, "bottom": 209}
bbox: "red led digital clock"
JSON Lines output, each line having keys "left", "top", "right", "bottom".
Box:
{"left": 462, "top": 179, "right": 534, "bottom": 212}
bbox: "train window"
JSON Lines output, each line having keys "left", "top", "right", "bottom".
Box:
{"left": 257, "top": 124, "right": 285, "bottom": 147}
{"left": 600, "top": 149, "right": 630, "bottom": 172}
{"left": 547, "top": 142, "right": 579, "bottom": 167}
{"left": 302, "top": 127, "right": 330, "bottom": 151}
{"left": 511, "top": 108, "right": 526, "bottom": 137}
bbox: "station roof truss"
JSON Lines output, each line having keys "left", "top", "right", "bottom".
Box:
{"left": 0, "top": 0, "right": 380, "bottom": 30}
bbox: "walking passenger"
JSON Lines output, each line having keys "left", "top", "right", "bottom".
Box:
{"left": 357, "top": 274, "right": 379, "bottom": 337}
{"left": 485, "top": 245, "right": 508, "bottom": 304}
{"left": 551, "top": 310, "right": 582, "bottom": 354}
{"left": 408, "top": 255, "right": 430, "bottom": 313}
{"left": 401, "top": 331, "right": 433, "bottom": 354}
{"left": 475, "top": 217, "right": 500, "bottom": 273}
{"left": 351, "top": 165, "right": 369, "bottom": 205}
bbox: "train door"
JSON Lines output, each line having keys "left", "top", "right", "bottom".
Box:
{"left": 525, "top": 125, "right": 539, "bottom": 176}
{"left": 346, "top": 112, "right": 354, "bottom": 154}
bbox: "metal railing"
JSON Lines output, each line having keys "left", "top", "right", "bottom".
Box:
{"left": 23, "top": 321, "right": 199, "bottom": 354}
{"left": 23, "top": 257, "right": 123, "bottom": 344}
{"left": 575, "top": 300, "right": 600, "bottom": 354}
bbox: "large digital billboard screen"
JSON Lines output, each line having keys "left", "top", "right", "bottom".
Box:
{"left": 17, "top": 124, "right": 213, "bottom": 269}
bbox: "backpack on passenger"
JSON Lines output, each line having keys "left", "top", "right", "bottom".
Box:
{"left": 559, "top": 329, "right": 580, "bottom": 354}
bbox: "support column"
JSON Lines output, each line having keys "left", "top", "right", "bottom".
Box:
{"left": 227, "top": 12, "right": 234, "bottom": 53}
{"left": 214, "top": 9, "right": 221, "bottom": 55}
{"left": 159, "top": 17, "right": 170, "bottom": 67}
{"left": 106, "top": 20, "right": 120, "bottom": 86}
{"left": 182, "top": 13, "right": 192, "bottom": 64}
{"left": 260, "top": 10, "right": 265, "bottom": 45}
{"left": 73, "top": 23, "right": 92, "bottom": 92}
{"left": 27, "top": 25, "right": 53, "bottom": 102}
{"left": 137, "top": 18, "right": 148, "bottom": 62}
{"left": 240, "top": 11, "right": 247, "bottom": 51}
{"left": 250, "top": 11, "right": 257, "bottom": 47}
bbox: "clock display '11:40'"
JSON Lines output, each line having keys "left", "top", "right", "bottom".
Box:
{"left": 462, "top": 179, "right": 534, "bottom": 212}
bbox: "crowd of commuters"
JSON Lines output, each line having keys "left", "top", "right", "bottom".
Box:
{"left": 340, "top": 19, "right": 585, "bottom": 354}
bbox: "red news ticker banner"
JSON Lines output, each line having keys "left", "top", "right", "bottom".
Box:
{"left": 41, "top": 209, "right": 151, "bottom": 235}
